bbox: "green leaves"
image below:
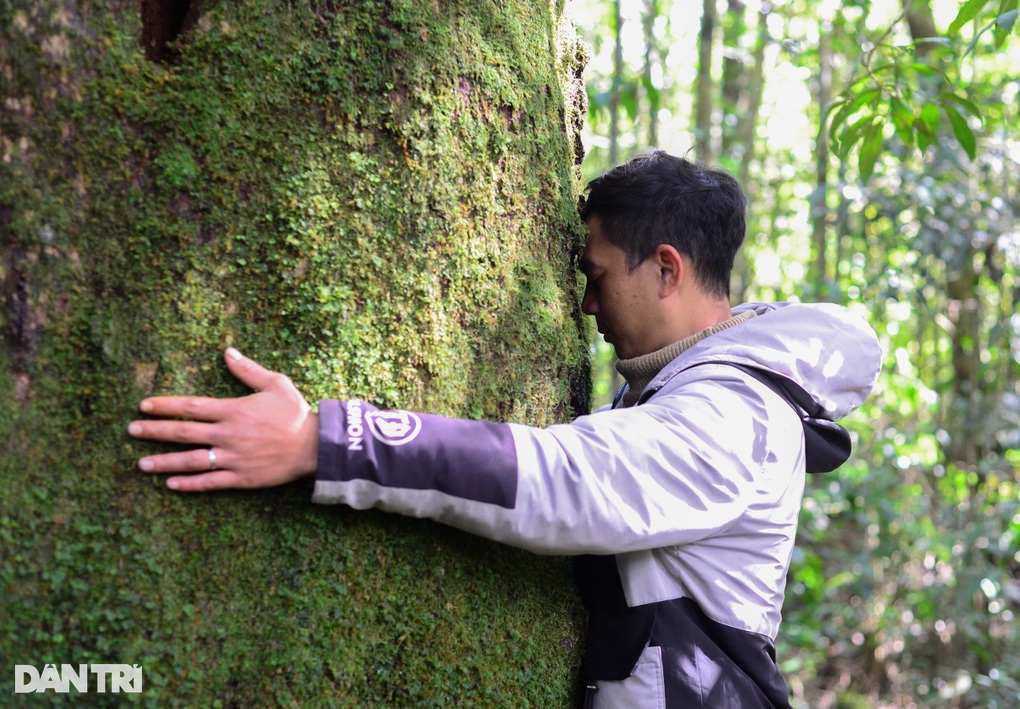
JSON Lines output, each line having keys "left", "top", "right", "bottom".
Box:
{"left": 949, "top": 0, "right": 991, "bottom": 34}
{"left": 994, "top": 2, "right": 1019, "bottom": 47}
{"left": 916, "top": 101, "right": 941, "bottom": 152}
{"left": 826, "top": 0, "right": 1018, "bottom": 180}
{"left": 952, "top": 0, "right": 1020, "bottom": 53}
{"left": 827, "top": 81, "right": 984, "bottom": 179}
{"left": 857, "top": 120, "right": 885, "bottom": 182}
{"left": 888, "top": 97, "right": 914, "bottom": 147}
{"left": 944, "top": 105, "right": 976, "bottom": 158}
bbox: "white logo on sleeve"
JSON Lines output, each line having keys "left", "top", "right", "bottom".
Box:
{"left": 366, "top": 410, "right": 422, "bottom": 446}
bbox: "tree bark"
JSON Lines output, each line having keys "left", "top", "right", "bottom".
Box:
{"left": 902, "top": 0, "right": 939, "bottom": 58}
{"left": 731, "top": 1, "right": 768, "bottom": 303}
{"left": 642, "top": 0, "right": 661, "bottom": 148}
{"left": 898, "top": 0, "right": 985, "bottom": 466}
{"left": 695, "top": 0, "right": 717, "bottom": 162}
{"left": 720, "top": 0, "right": 746, "bottom": 159}
{"left": 0, "top": 0, "right": 589, "bottom": 704}
{"left": 811, "top": 17, "right": 833, "bottom": 297}
{"left": 609, "top": 0, "right": 624, "bottom": 166}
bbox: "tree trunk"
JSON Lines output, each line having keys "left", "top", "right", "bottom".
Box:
{"left": 902, "top": 0, "right": 939, "bottom": 58}
{"left": 731, "top": 1, "right": 768, "bottom": 303}
{"left": 898, "top": 0, "right": 986, "bottom": 467}
{"left": 0, "top": 0, "right": 589, "bottom": 704}
{"left": 695, "top": 0, "right": 717, "bottom": 162}
{"left": 720, "top": 0, "right": 746, "bottom": 159}
{"left": 609, "top": 0, "right": 624, "bottom": 166}
{"left": 811, "top": 17, "right": 833, "bottom": 297}
{"left": 642, "top": 0, "right": 661, "bottom": 149}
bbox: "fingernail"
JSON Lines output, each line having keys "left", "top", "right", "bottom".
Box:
{"left": 140, "top": 400, "right": 153, "bottom": 413}
{"left": 226, "top": 347, "right": 242, "bottom": 361}
{"left": 167, "top": 479, "right": 180, "bottom": 490}
{"left": 128, "top": 423, "right": 142, "bottom": 436}
{"left": 139, "top": 459, "right": 154, "bottom": 472}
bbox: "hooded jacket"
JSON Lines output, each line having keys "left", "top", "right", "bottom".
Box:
{"left": 312, "top": 301, "right": 882, "bottom": 708}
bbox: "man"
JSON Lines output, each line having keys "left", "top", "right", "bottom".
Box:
{"left": 129, "top": 151, "right": 881, "bottom": 707}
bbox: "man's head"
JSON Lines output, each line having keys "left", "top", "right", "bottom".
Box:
{"left": 578, "top": 150, "right": 746, "bottom": 300}
{"left": 577, "top": 152, "right": 746, "bottom": 359}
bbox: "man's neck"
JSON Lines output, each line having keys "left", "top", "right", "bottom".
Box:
{"left": 615, "top": 309, "right": 756, "bottom": 407}
{"left": 660, "top": 296, "right": 734, "bottom": 349}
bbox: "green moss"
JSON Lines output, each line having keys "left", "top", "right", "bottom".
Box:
{"left": 1, "top": 0, "right": 589, "bottom": 704}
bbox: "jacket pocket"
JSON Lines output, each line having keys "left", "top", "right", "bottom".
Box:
{"left": 593, "top": 645, "right": 666, "bottom": 709}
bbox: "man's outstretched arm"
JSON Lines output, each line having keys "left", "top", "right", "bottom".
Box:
{"left": 128, "top": 347, "right": 318, "bottom": 491}
{"left": 128, "top": 348, "right": 778, "bottom": 555}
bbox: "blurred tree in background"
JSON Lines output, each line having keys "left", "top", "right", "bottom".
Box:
{"left": 573, "top": 0, "right": 1019, "bottom": 706}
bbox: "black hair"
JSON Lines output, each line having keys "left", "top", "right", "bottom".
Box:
{"left": 578, "top": 150, "right": 746, "bottom": 299}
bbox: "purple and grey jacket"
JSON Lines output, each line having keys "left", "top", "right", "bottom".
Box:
{"left": 313, "top": 302, "right": 882, "bottom": 708}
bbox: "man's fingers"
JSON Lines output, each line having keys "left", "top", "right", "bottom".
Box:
{"left": 138, "top": 448, "right": 220, "bottom": 474}
{"left": 138, "top": 395, "right": 230, "bottom": 421}
{"left": 166, "top": 471, "right": 244, "bottom": 493}
{"left": 224, "top": 348, "right": 282, "bottom": 392}
{"left": 128, "top": 419, "right": 217, "bottom": 445}
{"left": 130, "top": 348, "right": 313, "bottom": 493}
{"left": 137, "top": 448, "right": 257, "bottom": 492}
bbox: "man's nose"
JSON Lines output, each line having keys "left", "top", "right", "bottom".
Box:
{"left": 581, "top": 287, "right": 598, "bottom": 315}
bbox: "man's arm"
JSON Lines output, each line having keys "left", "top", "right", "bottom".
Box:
{"left": 309, "top": 377, "right": 798, "bottom": 555}
{"left": 130, "top": 351, "right": 795, "bottom": 555}
{"left": 128, "top": 348, "right": 318, "bottom": 491}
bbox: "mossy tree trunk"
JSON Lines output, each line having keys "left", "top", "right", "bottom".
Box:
{"left": 1, "top": 0, "right": 590, "bottom": 704}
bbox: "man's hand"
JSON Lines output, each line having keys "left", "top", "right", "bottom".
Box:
{"left": 128, "top": 348, "right": 318, "bottom": 492}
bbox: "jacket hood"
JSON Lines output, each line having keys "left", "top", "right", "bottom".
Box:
{"left": 654, "top": 302, "right": 882, "bottom": 420}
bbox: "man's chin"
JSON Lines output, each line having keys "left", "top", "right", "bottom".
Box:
{"left": 608, "top": 340, "right": 630, "bottom": 359}
{"left": 600, "top": 331, "right": 629, "bottom": 358}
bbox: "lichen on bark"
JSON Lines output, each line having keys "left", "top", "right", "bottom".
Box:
{"left": 1, "top": 0, "right": 590, "bottom": 704}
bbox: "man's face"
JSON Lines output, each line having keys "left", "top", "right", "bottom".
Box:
{"left": 579, "top": 217, "right": 664, "bottom": 359}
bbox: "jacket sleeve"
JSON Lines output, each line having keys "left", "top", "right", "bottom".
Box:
{"left": 312, "top": 371, "right": 804, "bottom": 555}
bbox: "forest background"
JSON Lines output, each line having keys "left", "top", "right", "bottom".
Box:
{"left": 574, "top": 0, "right": 1019, "bottom": 706}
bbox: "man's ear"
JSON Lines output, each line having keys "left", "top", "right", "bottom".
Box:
{"left": 654, "top": 244, "right": 685, "bottom": 296}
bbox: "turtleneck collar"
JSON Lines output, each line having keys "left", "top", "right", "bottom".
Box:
{"left": 614, "top": 310, "right": 756, "bottom": 407}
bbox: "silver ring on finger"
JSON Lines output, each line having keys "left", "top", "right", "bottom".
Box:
{"left": 207, "top": 448, "right": 218, "bottom": 471}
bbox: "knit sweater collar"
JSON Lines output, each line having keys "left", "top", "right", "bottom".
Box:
{"left": 614, "top": 310, "right": 756, "bottom": 407}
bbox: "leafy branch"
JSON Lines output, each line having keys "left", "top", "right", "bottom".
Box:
{"left": 825, "top": 0, "right": 1017, "bottom": 181}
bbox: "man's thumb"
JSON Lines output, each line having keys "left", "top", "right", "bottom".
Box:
{"left": 224, "top": 348, "right": 277, "bottom": 391}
